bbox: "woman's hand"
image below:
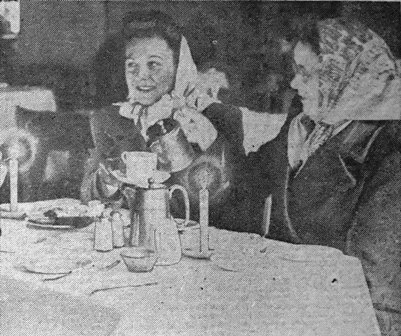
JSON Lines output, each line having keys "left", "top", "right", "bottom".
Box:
{"left": 174, "top": 108, "right": 217, "bottom": 151}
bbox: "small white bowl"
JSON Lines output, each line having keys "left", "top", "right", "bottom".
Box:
{"left": 120, "top": 247, "right": 158, "bottom": 272}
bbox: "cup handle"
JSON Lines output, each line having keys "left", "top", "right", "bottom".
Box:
{"left": 121, "top": 152, "right": 128, "bottom": 164}
{"left": 169, "top": 184, "right": 190, "bottom": 227}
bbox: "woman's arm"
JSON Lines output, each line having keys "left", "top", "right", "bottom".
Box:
{"left": 80, "top": 149, "right": 122, "bottom": 204}
{"left": 347, "top": 150, "right": 401, "bottom": 335}
{"left": 81, "top": 106, "right": 146, "bottom": 203}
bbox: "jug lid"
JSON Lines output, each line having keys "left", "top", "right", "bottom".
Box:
{"left": 146, "top": 177, "right": 166, "bottom": 190}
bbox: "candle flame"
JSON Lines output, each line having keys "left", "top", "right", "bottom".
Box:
{"left": 1, "top": 128, "right": 38, "bottom": 172}
{"left": 197, "top": 169, "right": 213, "bottom": 190}
{"left": 9, "top": 142, "right": 21, "bottom": 159}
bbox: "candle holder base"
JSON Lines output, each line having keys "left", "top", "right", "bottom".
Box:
{"left": 0, "top": 210, "right": 26, "bottom": 220}
{"left": 182, "top": 248, "right": 213, "bottom": 260}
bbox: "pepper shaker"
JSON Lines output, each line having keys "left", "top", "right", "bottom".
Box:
{"left": 111, "top": 210, "right": 125, "bottom": 248}
{"left": 94, "top": 209, "right": 113, "bottom": 252}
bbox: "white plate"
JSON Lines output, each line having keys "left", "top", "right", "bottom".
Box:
{"left": 27, "top": 221, "right": 75, "bottom": 230}
{"left": 111, "top": 170, "right": 171, "bottom": 187}
{"left": 17, "top": 256, "right": 93, "bottom": 274}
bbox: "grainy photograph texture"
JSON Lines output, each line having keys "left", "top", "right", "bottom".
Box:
{"left": 0, "top": 1, "right": 400, "bottom": 335}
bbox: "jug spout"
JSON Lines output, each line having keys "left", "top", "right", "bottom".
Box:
{"left": 148, "top": 119, "right": 195, "bottom": 173}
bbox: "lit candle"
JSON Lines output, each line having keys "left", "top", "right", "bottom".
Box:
{"left": 198, "top": 171, "right": 210, "bottom": 254}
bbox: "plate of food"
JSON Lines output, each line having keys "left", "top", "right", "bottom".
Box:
{"left": 27, "top": 217, "right": 80, "bottom": 230}
{"left": 26, "top": 200, "right": 105, "bottom": 230}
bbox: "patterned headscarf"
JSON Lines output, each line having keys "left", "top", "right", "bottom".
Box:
{"left": 288, "top": 18, "right": 401, "bottom": 169}
{"left": 314, "top": 18, "right": 401, "bottom": 123}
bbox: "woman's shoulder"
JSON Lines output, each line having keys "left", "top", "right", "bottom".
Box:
{"left": 89, "top": 104, "right": 138, "bottom": 139}
{"left": 90, "top": 105, "right": 121, "bottom": 120}
{"left": 90, "top": 104, "right": 133, "bottom": 130}
{"left": 336, "top": 120, "right": 400, "bottom": 159}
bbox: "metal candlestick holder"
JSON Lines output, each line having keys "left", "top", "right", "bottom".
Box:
{"left": 183, "top": 172, "right": 212, "bottom": 259}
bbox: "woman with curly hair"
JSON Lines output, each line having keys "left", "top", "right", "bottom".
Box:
{"left": 81, "top": 10, "right": 247, "bottom": 223}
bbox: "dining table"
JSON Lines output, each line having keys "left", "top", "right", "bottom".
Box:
{"left": 0, "top": 199, "right": 381, "bottom": 336}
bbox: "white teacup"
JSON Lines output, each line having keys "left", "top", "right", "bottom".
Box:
{"left": 121, "top": 151, "right": 157, "bottom": 184}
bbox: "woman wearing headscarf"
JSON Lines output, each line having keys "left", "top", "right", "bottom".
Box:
{"left": 266, "top": 18, "right": 401, "bottom": 335}
{"left": 80, "top": 11, "right": 246, "bottom": 223}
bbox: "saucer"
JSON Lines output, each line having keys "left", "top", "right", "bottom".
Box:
{"left": 111, "top": 170, "right": 171, "bottom": 187}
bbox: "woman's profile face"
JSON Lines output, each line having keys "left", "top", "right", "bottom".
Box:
{"left": 290, "top": 42, "right": 320, "bottom": 117}
{"left": 125, "top": 37, "right": 176, "bottom": 106}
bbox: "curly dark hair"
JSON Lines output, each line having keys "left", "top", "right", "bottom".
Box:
{"left": 93, "top": 10, "right": 183, "bottom": 107}
{"left": 285, "top": 15, "right": 321, "bottom": 55}
{"left": 122, "top": 10, "right": 182, "bottom": 66}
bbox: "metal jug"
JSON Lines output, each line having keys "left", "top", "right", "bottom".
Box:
{"left": 123, "top": 179, "right": 190, "bottom": 266}
{"left": 148, "top": 119, "right": 195, "bottom": 173}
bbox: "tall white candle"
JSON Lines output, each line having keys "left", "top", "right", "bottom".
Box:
{"left": 198, "top": 170, "right": 210, "bottom": 253}
{"left": 199, "top": 186, "right": 209, "bottom": 253}
{"left": 9, "top": 147, "right": 18, "bottom": 212}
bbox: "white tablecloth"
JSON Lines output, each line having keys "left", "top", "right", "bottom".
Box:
{"left": 0, "top": 211, "right": 381, "bottom": 336}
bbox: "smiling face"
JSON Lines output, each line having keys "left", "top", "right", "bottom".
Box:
{"left": 290, "top": 42, "right": 320, "bottom": 118}
{"left": 125, "top": 37, "right": 176, "bottom": 106}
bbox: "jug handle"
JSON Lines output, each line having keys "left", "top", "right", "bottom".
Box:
{"left": 121, "top": 151, "right": 128, "bottom": 164}
{"left": 169, "top": 184, "right": 190, "bottom": 228}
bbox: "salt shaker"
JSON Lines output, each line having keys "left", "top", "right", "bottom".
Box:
{"left": 94, "top": 210, "right": 113, "bottom": 252}
{"left": 111, "top": 210, "right": 125, "bottom": 248}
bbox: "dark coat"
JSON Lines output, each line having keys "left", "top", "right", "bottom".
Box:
{"left": 246, "top": 104, "right": 401, "bottom": 332}
{"left": 284, "top": 119, "right": 401, "bottom": 333}
{"left": 267, "top": 117, "right": 401, "bottom": 249}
